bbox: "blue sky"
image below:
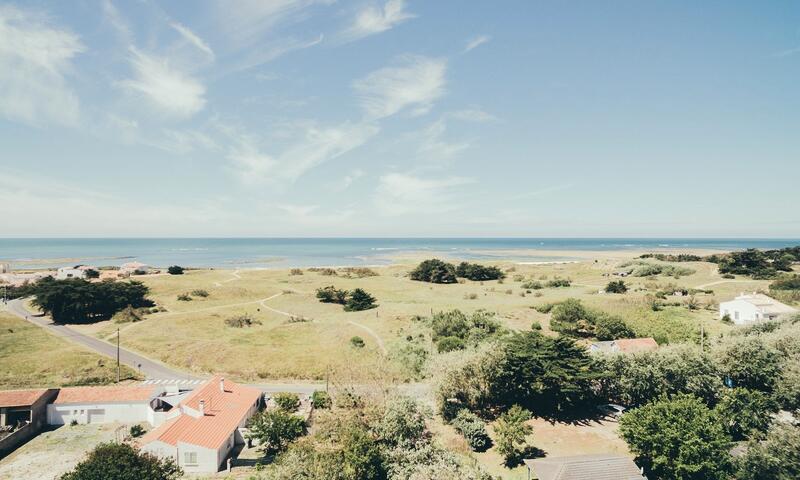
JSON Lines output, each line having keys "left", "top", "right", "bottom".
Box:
{"left": 1, "top": 0, "right": 799, "bottom": 237}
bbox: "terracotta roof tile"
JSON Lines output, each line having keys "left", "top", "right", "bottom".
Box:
{"left": 140, "top": 376, "right": 262, "bottom": 450}
{"left": 54, "top": 385, "right": 159, "bottom": 404}
{"left": 0, "top": 389, "right": 49, "bottom": 408}
{"left": 614, "top": 338, "right": 659, "bottom": 353}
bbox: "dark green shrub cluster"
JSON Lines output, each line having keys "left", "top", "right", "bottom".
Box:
{"left": 546, "top": 278, "right": 571, "bottom": 288}
{"left": 409, "top": 259, "right": 457, "bottom": 283}
{"left": 311, "top": 390, "right": 331, "bottom": 409}
{"left": 550, "top": 298, "right": 634, "bottom": 340}
{"left": 451, "top": 409, "right": 491, "bottom": 451}
{"left": 454, "top": 262, "right": 505, "bottom": 281}
{"left": 427, "top": 309, "right": 504, "bottom": 352}
{"left": 316, "top": 286, "right": 377, "bottom": 311}
{"left": 605, "top": 280, "right": 627, "bottom": 294}
{"left": 350, "top": 336, "right": 365, "bottom": 348}
{"left": 770, "top": 274, "right": 800, "bottom": 291}
{"left": 225, "top": 314, "right": 262, "bottom": 328}
{"left": 30, "top": 277, "right": 153, "bottom": 324}
{"left": 274, "top": 392, "right": 301, "bottom": 412}
{"left": 167, "top": 265, "right": 184, "bottom": 275}
{"left": 521, "top": 280, "right": 543, "bottom": 290}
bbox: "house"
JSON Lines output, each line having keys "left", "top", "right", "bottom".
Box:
{"left": 47, "top": 385, "right": 165, "bottom": 426}
{"left": 140, "top": 376, "right": 262, "bottom": 474}
{"left": 120, "top": 262, "right": 151, "bottom": 275}
{"left": 524, "top": 454, "right": 647, "bottom": 480}
{"left": 590, "top": 337, "right": 659, "bottom": 354}
{"left": 55, "top": 265, "right": 96, "bottom": 280}
{"left": 0, "top": 389, "right": 59, "bottom": 458}
{"left": 719, "top": 292, "right": 798, "bottom": 325}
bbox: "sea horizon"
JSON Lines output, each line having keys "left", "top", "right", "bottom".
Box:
{"left": 1, "top": 237, "right": 798, "bottom": 270}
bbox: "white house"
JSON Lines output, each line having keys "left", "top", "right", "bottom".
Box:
{"left": 140, "top": 376, "right": 262, "bottom": 474}
{"left": 55, "top": 265, "right": 96, "bottom": 280}
{"left": 119, "top": 262, "right": 151, "bottom": 275}
{"left": 47, "top": 385, "right": 165, "bottom": 426}
{"left": 719, "top": 292, "right": 798, "bottom": 325}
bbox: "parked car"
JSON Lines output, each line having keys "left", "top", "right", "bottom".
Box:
{"left": 597, "top": 403, "right": 626, "bottom": 418}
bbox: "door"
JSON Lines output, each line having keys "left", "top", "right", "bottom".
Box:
{"left": 88, "top": 408, "right": 106, "bottom": 423}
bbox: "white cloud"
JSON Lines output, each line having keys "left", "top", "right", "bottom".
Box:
{"left": 354, "top": 55, "right": 447, "bottom": 119}
{"left": 449, "top": 108, "right": 497, "bottom": 123}
{"left": 343, "top": 0, "right": 414, "bottom": 42}
{"left": 170, "top": 22, "right": 214, "bottom": 59}
{"left": 417, "top": 119, "right": 469, "bottom": 164}
{"left": 374, "top": 173, "right": 473, "bottom": 215}
{"left": 120, "top": 48, "right": 206, "bottom": 118}
{"left": 216, "top": 0, "right": 331, "bottom": 48}
{"left": 337, "top": 168, "right": 365, "bottom": 190}
{"left": 463, "top": 34, "right": 491, "bottom": 53}
{"left": 0, "top": 5, "right": 85, "bottom": 126}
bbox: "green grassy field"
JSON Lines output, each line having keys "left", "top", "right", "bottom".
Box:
{"left": 61, "top": 250, "right": 775, "bottom": 383}
{"left": 0, "top": 312, "right": 139, "bottom": 388}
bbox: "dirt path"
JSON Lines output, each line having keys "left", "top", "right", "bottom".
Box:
{"left": 154, "top": 292, "right": 283, "bottom": 318}
{"left": 213, "top": 269, "right": 242, "bottom": 287}
{"left": 694, "top": 279, "right": 760, "bottom": 289}
{"left": 348, "top": 320, "right": 388, "bottom": 355}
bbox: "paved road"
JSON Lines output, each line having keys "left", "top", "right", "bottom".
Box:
{"left": 6, "top": 298, "right": 198, "bottom": 381}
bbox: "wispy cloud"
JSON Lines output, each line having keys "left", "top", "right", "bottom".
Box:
{"left": 170, "top": 22, "right": 214, "bottom": 59}
{"left": 341, "top": 0, "right": 414, "bottom": 42}
{"left": 354, "top": 55, "right": 447, "bottom": 119}
{"left": 449, "top": 108, "right": 497, "bottom": 123}
{"left": 334, "top": 168, "right": 365, "bottom": 191}
{"left": 463, "top": 34, "right": 491, "bottom": 53}
{"left": 120, "top": 48, "right": 206, "bottom": 118}
{"left": 0, "top": 5, "right": 85, "bottom": 126}
{"left": 215, "top": 0, "right": 331, "bottom": 48}
{"left": 229, "top": 34, "right": 324, "bottom": 74}
{"left": 772, "top": 46, "right": 800, "bottom": 58}
{"left": 417, "top": 119, "right": 470, "bottom": 164}
{"left": 374, "top": 173, "right": 473, "bottom": 215}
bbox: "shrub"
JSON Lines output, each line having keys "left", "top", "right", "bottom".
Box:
{"left": 593, "top": 314, "right": 635, "bottom": 340}
{"left": 318, "top": 268, "right": 338, "bottom": 276}
{"left": 736, "top": 423, "right": 800, "bottom": 480}
{"left": 605, "top": 280, "right": 628, "bottom": 294}
{"left": 521, "top": 280, "right": 543, "bottom": 290}
{"left": 246, "top": 409, "right": 306, "bottom": 455}
{"left": 60, "top": 442, "right": 181, "bottom": 480}
{"left": 316, "top": 285, "right": 348, "bottom": 304}
{"left": 311, "top": 390, "right": 331, "bottom": 409}
{"left": 451, "top": 409, "right": 491, "bottom": 452}
{"left": 289, "top": 268, "right": 303, "bottom": 276}
{"left": 722, "top": 273, "right": 736, "bottom": 279}
{"left": 455, "top": 262, "right": 506, "bottom": 281}
{"left": 190, "top": 289, "right": 209, "bottom": 298}
{"left": 533, "top": 303, "right": 556, "bottom": 313}
{"left": 378, "top": 395, "right": 427, "bottom": 447}
{"left": 771, "top": 274, "right": 800, "bottom": 291}
{"left": 129, "top": 424, "right": 145, "bottom": 438}
{"left": 464, "top": 292, "right": 478, "bottom": 300}
{"left": 530, "top": 321, "right": 542, "bottom": 331}
{"left": 273, "top": 392, "right": 301, "bottom": 412}
{"left": 495, "top": 405, "right": 533, "bottom": 466}
{"left": 176, "top": 293, "right": 191, "bottom": 301}
{"left": 410, "top": 259, "right": 457, "bottom": 284}
{"left": 437, "top": 336, "right": 466, "bottom": 353}
{"left": 350, "top": 336, "right": 365, "bottom": 348}
{"left": 344, "top": 288, "right": 378, "bottom": 312}
{"left": 225, "top": 314, "right": 261, "bottom": 328}
{"left": 340, "top": 267, "right": 378, "bottom": 278}
{"left": 112, "top": 305, "right": 143, "bottom": 324}
{"left": 714, "top": 388, "right": 776, "bottom": 440}
{"left": 167, "top": 265, "right": 184, "bottom": 275}
{"left": 546, "top": 278, "right": 571, "bottom": 288}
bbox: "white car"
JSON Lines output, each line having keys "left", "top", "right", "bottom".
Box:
{"left": 597, "top": 403, "right": 626, "bottom": 418}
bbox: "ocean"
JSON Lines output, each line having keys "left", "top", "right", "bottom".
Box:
{"left": 0, "top": 238, "right": 797, "bottom": 269}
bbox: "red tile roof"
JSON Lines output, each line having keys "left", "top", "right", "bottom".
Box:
{"left": 614, "top": 337, "right": 659, "bottom": 353}
{"left": 0, "top": 389, "right": 49, "bottom": 408}
{"left": 54, "top": 385, "right": 159, "bottom": 404}
{"left": 140, "top": 375, "right": 261, "bottom": 450}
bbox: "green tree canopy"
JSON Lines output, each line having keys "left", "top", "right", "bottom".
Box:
{"left": 246, "top": 409, "right": 306, "bottom": 455}
{"left": 32, "top": 277, "right": 152, "bottom": 324}
{"left": 60, "top": 442, "right": 181, "bottom": 480}
{"left": 409, "top": 259, "right": 457, "bottom": 284}
{"left": 344, "top": 288, "right": 378, "bottom": 311}
{"left": 619, "top": 394, "right": 733, "bottom": 480}
{"left": 736, "top": 423, "right": 800, "bottom": 480}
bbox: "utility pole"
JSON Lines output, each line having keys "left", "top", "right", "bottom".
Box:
{"left": 325, "top": 365, "right": 329, "bottom": 392}
{"left": 116, "top": 328, "right": 120, "bottom": 383}
{"left": 700, "top": 323, "right": 705, "bottom": 352}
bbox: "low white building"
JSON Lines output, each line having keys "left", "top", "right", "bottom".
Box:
{"left": 47, "top": 385, "right": 164, "bottom": 426}
{"left": 140, "top": 376, "right": 262, "bottom": 474}
{"left": 719, "top": 292, "right": 798, "bottom": 325}
{"left": 120, "top": 262, "right": 151, "bottom": 275}
{"left": 55, "top": 265, "right": 96, "bottom": 280}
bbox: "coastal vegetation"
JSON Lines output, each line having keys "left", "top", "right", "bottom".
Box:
{"left": 316, "top": 286, "right": 378, "bottom": 311}
{"left": 30, "top": 277, "right": 152, "bottom": 324}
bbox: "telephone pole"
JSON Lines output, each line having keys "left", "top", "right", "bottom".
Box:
{"left": 116, "top": 328, "right": 120, "bottom": 383}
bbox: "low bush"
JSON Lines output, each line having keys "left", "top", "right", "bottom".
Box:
{"left": 344, "top": 288, "right": 378, "bottom": 311}
{"left": 129, "top": 424, "right": 145, "bottom": 438}
{"left": 274, "top": 392, "right": 301, "bottom": 412}
{"left": 410, "top": 259, "right": 457, "bottom": 284}
{"left": 455, "top": 262, "right": 506, "bottom": 281}
{"left": 350, "top": 336, "right": 365, "bottom": 348}
{"left": 605, "top": 280, "right": 628, "bottom": 294}
{"left": 546, "top": 278, "right": 571, "bottom": 288}
{"left": 225, "top": 314, "right": 262, "bottom": 328}
{"left": 451, "top": 409, "right": 491, "bottom": 452}
{"left": 316, "top": 285, "right": 348, "bottom": 304}
{"left": 167, "top": 265, "right": 184, "bottom": 275}
{"left": 521, "top": 280, "right": 543, "bottom": 290}
{"left": 311, "top": 390, "right": 331, "bottom": 409}
{"left": 437, "top": 336, "right": 466, "bottom": 353}
{"left": 771, "top": 275, "right": 800, "bottom": 291}
{"left": 289, "top": 268, "right": 303, "bottom": 276}
{"left": 340, "top": 267, "right": 379, "bottom": 278}
{"left": 176, "top": 293, "right": 191, "bottom": 301}
{"left": 190, "top": 289, "right": 209, "bottom": 298}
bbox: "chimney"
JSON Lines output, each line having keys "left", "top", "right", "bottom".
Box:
{"left": 219, "top": 377, "right": 225, "bottom": 393}
{"left": 199, "top": 400, "right": 205, "bottom": 416}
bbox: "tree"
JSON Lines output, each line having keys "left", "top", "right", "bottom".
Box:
{"left": 619, "top": 394, "right": 732, "bottom": 480}
{"left": 494, "top": 405, "right": 532, "bottom": 466}
{"left": 770, "top": 274, "right": 800, "bottom": 291}
{"left": 714, "top": 388, "right": 776, "bottom": 440}
{"left": 409, "top": 259, "right": 457, "bottom": 284}
{"left": 495, "top": 331, "right": 600, "bottom": 416}
{"left": 316, "top": 285, "right": 348, "bottom": 304}
{"left": 344, "top": 288, "right": 377, "bottom": 311}
{"left": 60, "top": 442, "right": 181, "bottom": 480}
{"left": 455, "top": 262, "right": 505, "bottom": 281}
{"left": 604, "top": 280, "right": 628, "bottom": 294}
{"left": 31, "top": 277, "right": 152, "bottom": 324}
{"left": 714, "top": 337, "right": 782, "bottom": 392}
{"left": 775, "top": 355, "right": 800, "bottom": 411}
{"left": 593, "top": 313, "right": 635, "bottom": 340}
{"left": 549, "top": 298, "right": 594, "bottom": 336}
{"left": 378, "top": 396, "right": 427, "bottom": 447}
{"left": 166, "top": 265, "right": 184, "bottom": 275}
{"left": 736, "top": 423, "right": 800, "bottom": 480}
{"left": 247, "top": 409, "right": 306, "bottom": 455}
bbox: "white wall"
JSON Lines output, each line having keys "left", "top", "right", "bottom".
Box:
{"left": 47, "top": 402, "right": 152, "bottom": 425}
{"left": 719, "top": 300, "right": 761, "bottom": 325}
{"left": 177, "top": 442, "right": 220, "bottom": 473}
{"left": 56, "top": 268, "right": 86, "bottom": 280}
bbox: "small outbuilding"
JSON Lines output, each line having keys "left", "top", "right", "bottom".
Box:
{"left": 0, "top": 389, "right": 59, "bottom": 458}
{"left": 524, "top": 454, "right": 647, "bottom": 480}
{"left": 47, "top": 385, "right": 164, "bottom": 426}
{"left": 120, "top": 262, "right": 151, "bottom": 275}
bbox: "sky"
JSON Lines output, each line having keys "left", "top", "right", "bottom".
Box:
{"left": 1, "top": 0, "right": 799, "bottom": 238}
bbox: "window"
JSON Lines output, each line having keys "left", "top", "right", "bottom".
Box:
{"left": 734, "top": 311, "right": 740, "bottom": 320}
{"left": 184, "top": 452, "right": 198, "bottom": 465}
